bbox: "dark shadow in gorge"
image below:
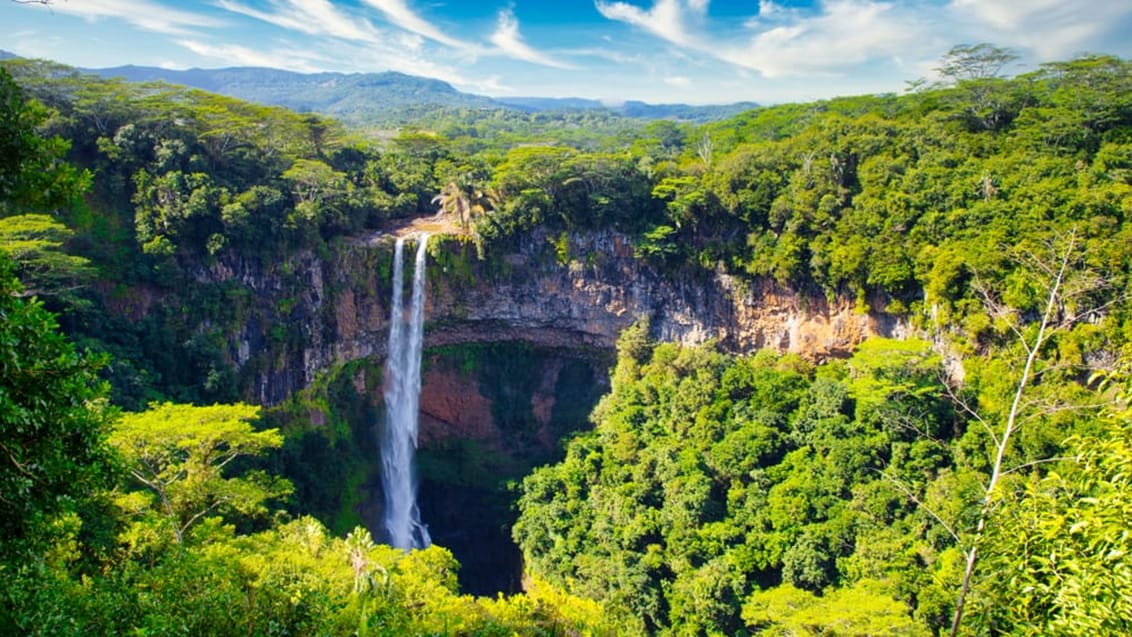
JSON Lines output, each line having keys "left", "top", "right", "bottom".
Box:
{"left": 418, "top": 480, "right": 523, "bottom": 596}
{"left": 409, "top": 341, "right": 612, "bottom": 596}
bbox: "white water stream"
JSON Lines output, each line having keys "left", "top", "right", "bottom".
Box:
{"left": 381, "top": 233, "right": 431, "bottom": 550}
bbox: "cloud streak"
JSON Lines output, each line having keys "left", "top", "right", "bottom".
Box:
{"left": 595, "top": 0, "right": 699, "bottom": 47}
{"left": 948, "top": 0, "right": 1132, "bottom": 58}
{"left": 47, "top": 0, "right": 223, "bottom": 36}
{"left": 594, "top": 0, "right": 927, "bottom": 78}
{"left": 722, "top": 0, "right": 924, "bottom": 78}
{"left": 489, "top": 9, "right": 576, "bottom": 69}
{"left": 177, "top": 38, "right": 326, "bottom": 71}
{"left": 216, "top": 0, "right": 381, "bottom": 43}
{"left": 358, "top": 0, "right": 472, "bottom": 50}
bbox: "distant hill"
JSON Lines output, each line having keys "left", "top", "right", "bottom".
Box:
{"left": 92, "top": 65, "right": 499, "bottom": 127}
{"left": 87, "top": 64, "right": 757, "bottom": 127}
{"left": 618, "top": 100, "right": 760, "bottom": 122}
{"left": 0, "top": 49, "right": 17, "bottom": 61}
{"left": 495, "top": 96, "right": 608, "bottom": 111}
{"left": 495, "top": 97, "right": 759, "bottom": 123}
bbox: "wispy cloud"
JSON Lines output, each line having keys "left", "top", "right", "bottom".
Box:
{"left": 177, "top": 38, "right": 326, "bottom": 70}
{"left": 47, "top": 0, "right": 223, "bottom": 35}
{"left": 358, "top": 0, "right": 472, "bottom": 50}
{"left": 686, "top": 0, "right": 710, "bottom": 13}
{"left": 593, "top": 0, "right": 925, "bottom": 79}
{"left": 489, "top": 8, "right": 576, "bottom": 69}
{"left": 722, "top": 0, "right": 924, "bottom": 78}
{"left": 948, "top": 0, "right": 1132, "bottom": 58}
{"left": 595, "top": 0, "right": 700, "bottom": 47}
{"left": 177, "top": 35, "right": 487, "bottom": 91}
{"left": 598, "top": 0, "right": 1132, "bottom": 84}
{"left": 216, "top": 0, "right": 381, "bottom": 43}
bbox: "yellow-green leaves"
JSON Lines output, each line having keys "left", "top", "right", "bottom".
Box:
{"left": 110, "top": 402, "right": 291, "bottom": 544}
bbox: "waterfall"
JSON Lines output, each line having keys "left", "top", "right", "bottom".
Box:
{"left": 381, "top": 233, "right": 431, "bottom": 550}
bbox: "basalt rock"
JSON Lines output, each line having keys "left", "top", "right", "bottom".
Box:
{"left": 193, "top": 228, "right": 908, "bottom": 404}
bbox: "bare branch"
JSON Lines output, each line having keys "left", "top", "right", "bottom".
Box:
{"left": 950, "top": 227, "right": 1079, "bottom": 637}
{"left": 881, "top": 470, "right": 962, "bottom": 545}
{"left": 178, "top": 494, "right": 233, "bottom": 541}
{"left": 1004, "top": 456, "right": 1075, "bottom": 476}
{"left": 939, "top": 375, "right": 1000, "bottom": 448}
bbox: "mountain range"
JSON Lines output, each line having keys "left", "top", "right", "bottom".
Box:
{"left": 80, "top": 60, "right": 757, "bottom": 127}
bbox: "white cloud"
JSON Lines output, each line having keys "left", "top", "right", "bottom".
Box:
{"left": 358, "top": 0, "right": 472, "bottom": 50}
{"left": 722, "top": 0, "right": 925, "bottom": 78}
{"left": 46, "top": 0, "right": 223, "bottom": 36}
{"left": 948, "top": 0, "right": 1132, "bottom": 59}
{"left": 489, "top": 9, "right": 576, "bottom": 69}
{"left": 176, "top": 35, "right": 488, "bottom": 91}
{"left": 595, "top": 0, "right": 929, "bottom": 79}
{"left": 595, "top": 0, "right": 698, "bottom": 47}
{"left": 755, "top": 0, "right": 784, "bottom": 19}
{"left": 950, "top": 0, "right": 1065, "bottom": 30}
{"left": 561, "top": 47, "right": 645, "bottom": 65}
{"left": 177, "top": 39, "right": 325, "bottom": 71}
{"left": 686, "top": 0, "right": 710, "bottom": 14}
{"left": 663, "top": 75, "right": 691, "bottom": 87}
{"left": 216, "top": 0, "right": 381, "bottom": 43}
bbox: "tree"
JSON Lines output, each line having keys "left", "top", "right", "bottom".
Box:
{"left": 742, "top": 580, "right": 929, "bottom": 636}
{"left": 936, "top": 44, "right": 1019, "bottom": 82}
{"left": 0, "top": 213, "right": 92, "bottom": 300}
{"left": 972, "top": 372, "right": 1132, "bottom": 634}
{"left": 0, "top": 254, "right": 116, "bottom": 552}
{"left": 0, "top": 67, "right": 89, "bottom": 216}
{"left": 945, "top": 228, "right": 1111, "bottom": 635}
{"left": 933, "top": 43, "right": 1023, "bottom": 132}
{"left": 109, "top": 402, "right": 292, "bottom": 544}
{"left": 431, "top": 179, "right": 481, "bottom": 231}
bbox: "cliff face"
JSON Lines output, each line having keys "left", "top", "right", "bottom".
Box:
{"left": 195, "top": 229, "right": 908, "bottom": 404}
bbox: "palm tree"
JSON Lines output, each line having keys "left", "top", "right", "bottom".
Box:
{"left": 432, "top": 178, "right": 500, "bottom": 232}
{"left": 431, "top": 180, "right": 471, "bottom": 230}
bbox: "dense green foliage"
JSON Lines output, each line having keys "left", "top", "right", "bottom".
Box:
{"left": 515, "top": 325, "right": 1122, "bottom": 635}
{"left": 477, "top": 54, "right": 1132, "bottom": 332}
{"left": 8, "top": 53, "right": 1127, "bottom": 407}
{"left": 515, "top": 330, "right": 958, "bottom": 634}
{"left": 971, "top": 369, "right": 1132, "bottom": 635}
{"left": 0, "top": 253, "right": 116, "bottom": 559}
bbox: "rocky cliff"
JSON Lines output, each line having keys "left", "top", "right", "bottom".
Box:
{"left": 194, "top": 228, "right": 908, "bottom": 404}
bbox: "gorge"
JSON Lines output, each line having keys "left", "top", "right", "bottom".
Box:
{"left": 176, "top": 227, "right": 910, "bottom": 594}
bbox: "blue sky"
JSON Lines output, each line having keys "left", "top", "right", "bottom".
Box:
{"left": 3, "top": 0, "right": 1131, "bottom": 104}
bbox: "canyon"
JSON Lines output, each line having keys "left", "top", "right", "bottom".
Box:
{"left": 178, "top": 227, "right": 909, "bottom": 594}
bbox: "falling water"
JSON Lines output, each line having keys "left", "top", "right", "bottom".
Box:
{"left": 381, "top": 233, "right": 431, "bottom": 550}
